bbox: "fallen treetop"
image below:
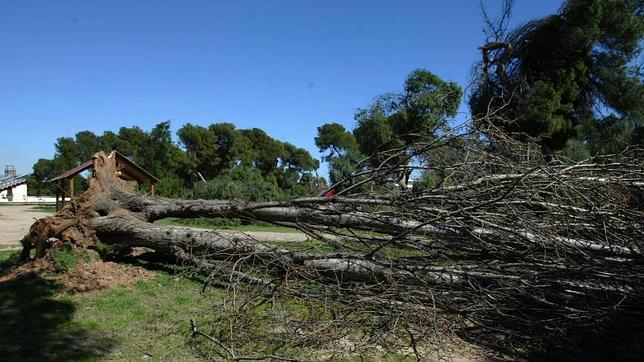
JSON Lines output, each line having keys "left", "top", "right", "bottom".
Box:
{"left": 16, "top": 124, "right": 644, "bottom": 357}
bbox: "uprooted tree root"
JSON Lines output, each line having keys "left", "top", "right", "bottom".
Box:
{"left": 13, "top": 123, "right": 644, "bottom": 359}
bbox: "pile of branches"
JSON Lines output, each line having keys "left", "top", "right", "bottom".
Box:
{"left": 18, "top": 121, "right": 644, "bottom": 358}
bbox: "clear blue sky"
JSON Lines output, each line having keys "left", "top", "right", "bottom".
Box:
{"left": 0, "top": 0, "right": 562, "bottom": 177}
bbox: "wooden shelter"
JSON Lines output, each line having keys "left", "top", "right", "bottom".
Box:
{"left": 50, "top": 151, "right": 158, "bottom": 211}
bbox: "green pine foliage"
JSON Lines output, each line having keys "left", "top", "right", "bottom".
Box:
{"left": 316, "top": 69, "right": 462, "bottom": 189}
{"left": 470, "top": 0, "right": 643, "bottom": 154}
{"left": 29, "top": 121, "right": 325, "bottom": 200}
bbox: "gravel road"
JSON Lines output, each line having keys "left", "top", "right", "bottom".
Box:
{"left": 0, "top": 205, "right": 53, "bottom": 249}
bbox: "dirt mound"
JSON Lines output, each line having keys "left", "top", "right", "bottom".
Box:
{"left": 0, "top": 258, "right": 52, "bottom": 282}
{"left": 60, "top": 260, "right": 155, "bottom": 293}
{"left": 60, "top": 260, "right": 154, "bottom": 293}
{"left": 1, "top": 257, "right": 155, "bottom": 293}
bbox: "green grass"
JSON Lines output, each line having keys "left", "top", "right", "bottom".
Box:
{"left": 0, "top": 246, "right": 429, "bottom": 360}
{"left": 69, "top": 272, "right": 225, "bottom": 361}
{"left": 0, "top": 250, "right": 20, "bottom": 274}
{"left": 0, "top": 250, "right": 116, "bottom": 361}
{"left": 0, "top": 203, "right": 55, "bottom": 209}
{"left": 0, "top": 250, "right": 223, "bottom": 361}
{"left": 51, "top": 245, "right": 93, "bottom": 273}
{"left": 156, "top": 217, "right": 298, "bottom": 233}
{"left": 30, "top": 205, "right": 57, "bottom": 213}
{"left": 0, "top": 250, "right": 401, "bottom": 360}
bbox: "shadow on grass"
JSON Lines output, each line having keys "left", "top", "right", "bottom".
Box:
{"left": 529, "top": 301, "right": 644, "bottom": 361}
{"left": 458, "top": 292, "right": 644, "bottom": 361}
{"left": 0, "top": 266, "right": 117, "bottom": 361}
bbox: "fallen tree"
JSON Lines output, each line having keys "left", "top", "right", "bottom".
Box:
{"left": 15, "top": 122, "right": 644, "bottom": 358}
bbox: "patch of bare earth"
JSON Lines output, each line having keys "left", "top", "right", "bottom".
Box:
{"left": 0, "top": 205, "right": 54, "bottom": 249}
{"left": 0, "top": 258, "right": 52, "bottom": 282}
{"left": 1, "top": 257, "right": 155, "bottom": 293}
{"left": 60, "top": 260, "right": 154, "bottom": 293}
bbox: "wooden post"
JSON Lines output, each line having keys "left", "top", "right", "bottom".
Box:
{"left": 57, "top": 180, "right": 63, "bottom": 211}
{"left": 150, "top": 183, "right": 155, "bottom": 197}
{"left": 61, "top": 179, "right": 65, "bottom": 206}
{"left": 69, "top": 177, "right": 75, "bottom": 199}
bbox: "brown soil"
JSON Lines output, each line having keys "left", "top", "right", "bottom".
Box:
{"left": 0, "top": 258, "right": 52, "bottom": 282}
{"left": 59, "top": 260, "right": 155, "bottom": 293}
{"left": 1, "top": 257, "right": 155, "bottom": 293}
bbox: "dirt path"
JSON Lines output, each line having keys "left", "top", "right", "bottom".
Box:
{"left": 0, "top": 205, "right": 53, "bottom": 249}
{"left": 177, "top": 227, "right": 311, "bottom": 243}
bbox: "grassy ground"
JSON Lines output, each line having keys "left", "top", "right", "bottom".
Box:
{"left": 0, "top": 249, "right": 224, "bottom": 361}
{"left": 29, "top": 205, "right": 57, "bottom": 213}
{"left": 156, "top": 217, "right": 299, "bottom": 233}
{"left": 0, "top": 203, "right": 431, "bottom": 360}
{"left": 0, "top": 250, "right": 419, "bottom": 361}
{"left": 0, "top": 203, "right": 55, "bottom": 209}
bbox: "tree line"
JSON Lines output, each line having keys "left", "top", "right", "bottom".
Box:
{"left": 28, "top": 122, "right": 323, "bottom": 200}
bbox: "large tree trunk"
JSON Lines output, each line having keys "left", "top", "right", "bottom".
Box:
{"left": 90, "top": 215, "right": 461, "bottom": 285}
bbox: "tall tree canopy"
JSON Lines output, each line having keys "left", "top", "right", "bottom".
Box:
{"left": 316, "top": 69, "right": 462, "bottom": 188}
{"left": 354, "top": 69, "right": 461, "bottom": 157}
{"left": 315, "top": 123, "right": 362, "bottom": 185}
{"left": 176, "top": 123, "right": 322, "bottom": 199}
{"left": 177, "top": 122, "right": 238, "bottom": 180}
{"left": 29, "top": 121, "right": 322, "bottom": 200}
{"left": 177, "top": 123, "right": 319, "bottom": 185}
{"left": 470, "top": 0, "right": 643, "bottom": 154}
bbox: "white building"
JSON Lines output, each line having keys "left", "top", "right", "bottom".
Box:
{"left": 0, "top": 174, "right": 29, "bottom": 202}
{"left": 0, "top": 165, "right": 58, "bottom": 203}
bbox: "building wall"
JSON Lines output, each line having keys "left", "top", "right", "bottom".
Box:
{"left": 13, "top": 183, "right": 28, "bottom": 201}
{"left": 0, "top": 183, "right": 28, "bottom": 202}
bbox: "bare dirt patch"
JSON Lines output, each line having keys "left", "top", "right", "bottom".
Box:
{"left": 0, "top": 258, "right": 52, "bottom": 282}
{"left": 1, "top": 254, "right": 155, "bottom": 293}
{"left": 0, "top": 205, "right": 53, "bottom": 248}
{"left": 60, "top": 260, "right": 155, "bottom": 293}
{"left": 216, "top": 229, "right": 309, "bottom": 242}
